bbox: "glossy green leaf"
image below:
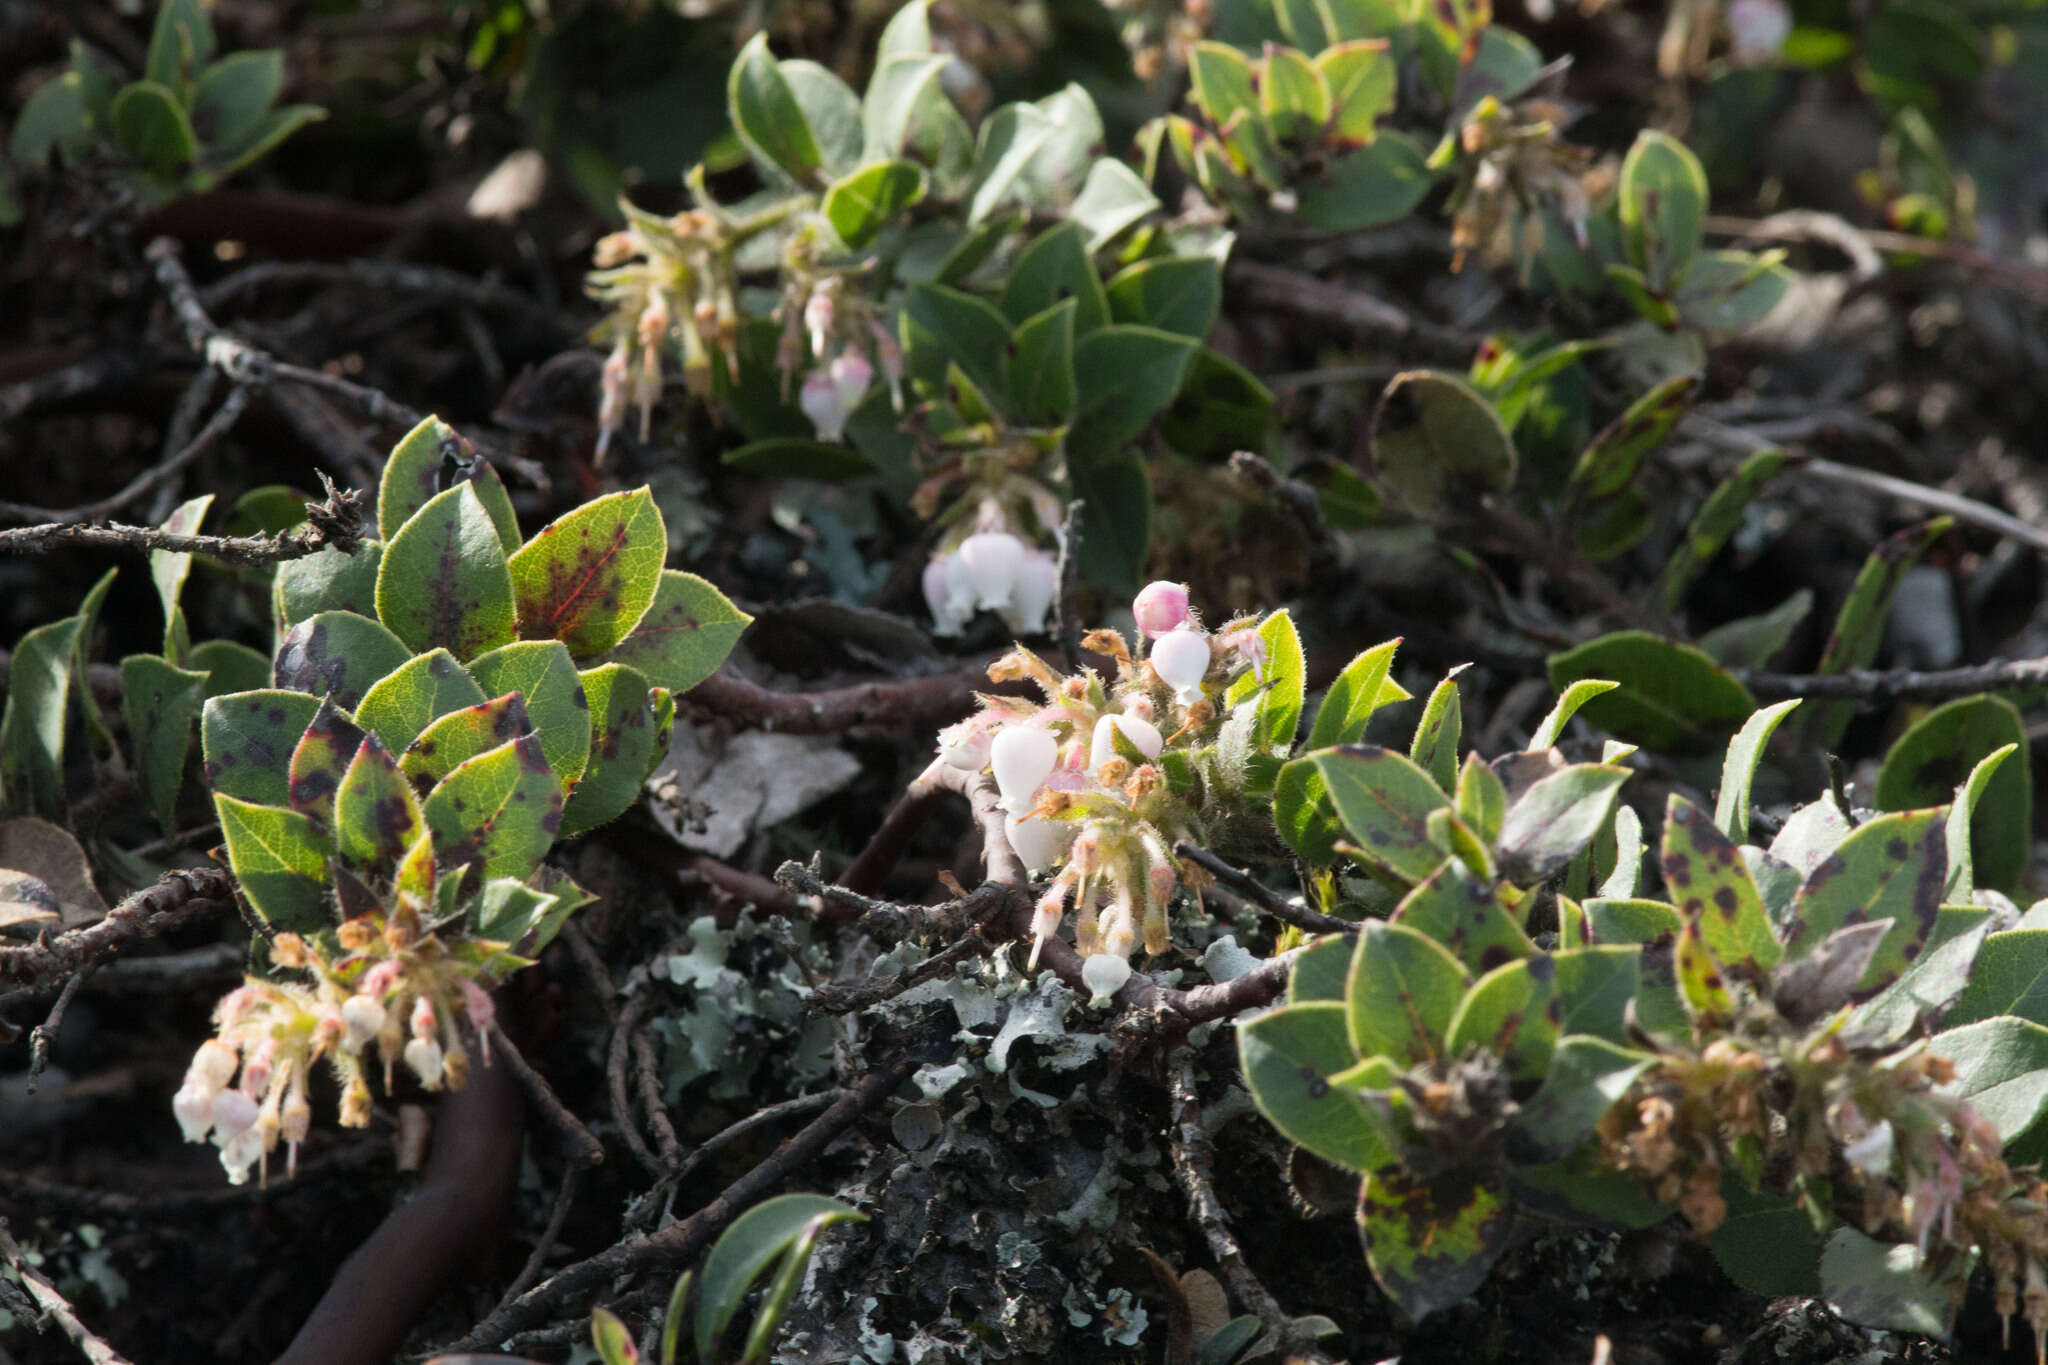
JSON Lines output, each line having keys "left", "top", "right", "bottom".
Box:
{"left": 1714, "top": 699, "right": 1801, "bottom": 844}
{"left": 1455, "top": 752, "right": 1506, "bottom": 844}
{"left": 1345, "top": 919, "right": 1470, "bottom": 1064}
{"left": 1408, "top": 674, "right": 1461, "bottom": 793}
{"left": 352, "top": 649, "right": 487, "bottom": 757}
{"left": 965, "top": 102, "right": 1056, "bottom": 224}
{"left": 1388, "top": 859, "right": 1533, "bottom": 977}
{"left": 779, "top": 59, "right": 862, "bottom": 178}
{"left": 423, "top": 733, "right": 564, "bottom": 883}
{"left": 1225, "top": 608, "right": 1305, "bottom": 751}
{"left": 1006, "top": 299, "right": 1077, "bottom": 426}
{"left": 1370, "top": 369, "right": 1515, "bottom": 516}
{"left": 1497, "top": 764, "right": 1631, "bottom": 887}
{"left": 1000, "top": 220, "right": 1108, "bottom": 335}
{"left": 272, "top": 610, "right": 412, "bottom": 711}
{"left": 333, "top": 734, "right": 422, "bottom": 874}
{"left": 120, "top": 654, "right": 207, "bottom": 833}
{"left": 560, "top": 664, "right": 656, "bottom": 838}
{"left": 1546, "top": 633, "right": 1757, "bottom": 754}
{"left": 400, "top": 692, "right": 531, "bottom": 788}
{"left": 729, "top": 33, "right": 821, "bottom": 181}
{"left": 1104, "top": 257, "right": 1220, "bottom": 341}
{"left": 285, "top": 695, "right": 364, "bottom": 824}
{"left": 1065, "top": 325, "right": 1197, "bottom": 465}
{"left": 1617, "top": 130, "right": 1707, "bottom": 290}
{"left": 376, "top": 417, "right": 519, "bottom": 551}
{"left": 1446, "top": 954, "right": 1560, "bottom": 1081}
{"left": 1876, "top": 697, "right": 2028, "bottom": 898}
{"left": 599, "top": 570, "right": 752, "bottom": 695}
{"left": 822, "top": 158, "right": 926, "bottom": 248}
{"left": 212, "top": 793, "right": 331, "bottom": 932}
{"left": 1806, "top": 517, "right": 1952, "bottom": 749}
{"left": 467, "top": 640, "right": 592, "bottom": 785}
{"left": 1947, "top": 929, "right": 2048, "bottom": 1028}
{"left": 1317, "top": 40, "right": 1396, "bottom": 143}
{"left": 1238, "top": 1003, "right": 1394, "bottom": 1173}
{"left": 1566, "top": 373, "right": 1699, "bottom": 504}
{"left": 1360, "top": 1165, "right": 1512, "bottom": 1322}
{"left": 1261, "top": 44, "right": 1330, "bottom": 140}
{"left": 697, "top": 1194, "right": 865, "bottom": 1360}
{"left": 1188, "top": 41, "right": 1257, "bottom": 124}
{"left": 201, "top": 689, "right": 321, "bottom": 808}
{"left": 1313, "top": 745, "right": 1451, "bottom": 884}
{"left": 376, "top": 484, "right": 517, "bottom": 661}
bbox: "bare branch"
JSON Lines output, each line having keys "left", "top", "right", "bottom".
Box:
{"left": 1226, "top": 260, "right": 1478, "bottom": 364}
{"left": 1174, "top": 842, "right": 1352, "bottom": 936}
{"left": 489, "top": 1021, "right": 605, "bottom": 1169}
{"left": 0, "top": 1218, "right": 136, "bottom": 1365}
{"left": 1735, "top": 654, "right": 2048, "bottom": 703}
{"left": 684, "top": 662, "right": 988, "bottom": 734}
{"left": 0, "top": 868, "right": 238, "bottom": 992}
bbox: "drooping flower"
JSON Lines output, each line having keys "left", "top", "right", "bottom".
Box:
{"left": 991, "top": 726, "right": 1060, "bottom": 816}
{"left": 1151, "top": 628, "right": 1213, "bottom": 705}
{"left": 959, "top": 531, "right": 1028, "bottom": 611}
{"left": 1003, "top": 551, "right": 1059, "bottom": 635}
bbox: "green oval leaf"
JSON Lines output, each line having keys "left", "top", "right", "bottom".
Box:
{"left": 1311, "top": 745, "right": 1451, "bottom": 884}
{"left": 272, "top": 610, "right": 412, "bottom": 711}
{"left": 1297, "top": 132, "right": 1431, "bottom": 231}
{"left": 1546, "top": 632, "right": 1757, "bottom": 755}
{"left": 334, "top": 734, "right": 423, "bottom": 875}
{"left": 729, "top": 33, "right": 822, "bottom": 182}
{"left": 353, "top": 649, "right": 488, "bottom": 757}
{"left": 468, "top": 640, "right": 591, "bottom": 784}
{"left": 201, "top": 689, "right": 322, "bottom": 807}
{"left": 274, "top": 541, "right": 383, "bottom": 635}
{"left": 599, "top": 570, "right": 752, "bottom": 695}
{"left": 119, "top": 653, "right": 208, "bottom": 834}
{"left": 1237, "top": 1002, "right": 1394, "bottom": 1173}
{"left": 1445, "top": 954, "right": 1560, "bottom": 1081}
{"left": 1389, "top": 858, "right": 1534, "bottom": 976}
{"left": 1369, "top": 369, "right": 1516, "bottom": 516}
{"left": 1345, "top": 919, "right": 1470, "bottom": 1064}
{"left": 1618, "top": 129, "right": 1707, "bottom": 289}
{"left": 1875, "top": 696, "right": 2029, "bottom": 898}
{"left": 400, "top": 691, "right": 532, "bottom": 789}
{"left": 559, "top": 664, "right": 655, "bottom": 838}
{"left": 212, "top": 792, "right": 332, "bottom": 932}
{"left": 823, "top": 158, "right": 927, "bottom": 249}
{"left": 422, "top": 732, "right": 565, "bottom": 884}
{"left": 1782, "top": 807, "right": 1946, "bottom": 993}
{"left": 696, "top": 1194, "right": 866, "bottom": 1360}
{"left": 508, "top": 488, "right": 666, "bottom": 658}
{"left": 376, "top": 484, "right": 517, "bottom": 661}
{"left": 110, "top": 80, "right": 195, "bottom": 177}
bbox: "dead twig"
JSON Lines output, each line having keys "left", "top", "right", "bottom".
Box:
{"left": 0, "top": 868, "right": 237, "bottom": 991}
{"left": 1735, "top": 654, "right": 2048, "bottom": 703}
{"left": 487, "top": 1022, "right": 605, "bottom": 1169}
{"left": 0, "top": 1218, "right": 136, "bottom": 1365}
{"left": 196, "top": 258, "right": 563, "bottom": 335}
{"left": 670, "top": 1090, "right": 843, "bottom": 1188}
{"left": 608, "top": 990, "right": 667, "bottom": 1178}
{"left": 632, "top": 1025, "right": 684, "bottom": 1171}
{"left": 1054, "top": 498, "right": 1085, "bottom": 670}
{"left": 1173, "top": 842, "right": 1352, "bottom": 936}
{"left": 444, "top": 1056, "right": 912, "bottom": 1350}
{"left": 837, "top": 786, "right": 950, "bottom": 896}
{"left": 26, "top": 964, "right": 93, "bottom": 1090}
{"left": 488, "top": 1163, "right": 584, "bottom": 1324}
{"left": 0, "top": 475, "right": 367, "bottom": 564}
{"left": 684, "top": 662, "right": 988, "bottom": 734}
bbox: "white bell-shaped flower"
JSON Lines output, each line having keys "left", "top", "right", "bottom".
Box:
{"left": 211, "top": 1089, "right": 259, "bottom": 1139}
{"left": 922, "top": 553, "right": 976, "bottom": 637}
{"left": 1090, "top": 713, "right": 1164, "bottom": 774}
{"left": 937, "top": 716, "right": 994, "bottom": 770}
{"left": 189, "top": 1038, "right": 240, "bottom": 1090}
{"left": 340, "top": 996, "right": 385, "bottom": 1053}
{"left": 218, "top": 1123, "right": 265, "bottom": 1186}
{"left": 404, "top": 1036, "right": 446, "bottom": 1090}
{"left": 173, "top": 1083, "right": 218, "bottom": 1142}
{"left": 991, "top": 726, "right": 1059, "bottom": 815}
{"left": 1151, "top": 628, "right": 1213, "bottom": 704}
{"left": 1001, "top": 551, "right": 1059, "bottom": 635}
{"left": 1005, "top": 812, "right": 1070, "bottom": 876}
{"left": 1081, "top": 953, "right": 1132, "bottom": 1006}
{"left": 958, "top": 531, "right": 1026, "bottom": 610}
{"left": 827, "top": 350, "right": 872, "bottom": 416}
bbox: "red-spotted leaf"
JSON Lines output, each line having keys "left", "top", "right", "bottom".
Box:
{"left": 400, "top": 692, "right": 533, "bottom": 788}
{"left": 1345, "top": 919, "right": 1471, "bottom": 1065}
{"left": 1782, "top": 808, "right": 1946, "bottom": 994}
{"left": 286, "top": 695, "right": 366, "bottom": 823}
{"left": 560, "top": 664, "right": 656, "bottom": 837}
{"left": 377, "top": 416, "right": 520, "bottom": 552}
{"left": 272, "top": 610, "right": 412, "bottom": 710}
{"left": 212, "top": 793, "right": 333, "bottom": 932}
{"left": 352, "top": 649, "right": 487, "bottom": 756}
{"left": 375, "top": 484, "right": 517, "bottom": 661}
{"left": 467, "top": 640, "right": 591, "bottom": 784}
{"left": 1388, "top": 859, "right": 1535, "bottom": 977}
{"left": 422, "top": 732, "right": 565, "bottom": 883}
{"left": 1359, "top": 1165, "right": 1513, "bottom": 1322}
{"left": 600, "top": 570, "right": 753, "bottom": 694}
{"left": 508, "top": 488, "right": 666, "bottom": 658}
{"left": 1660, "top": 794, "right": 1780, "bottom": 976}
{"left": 201, "top": 689, "right": 322, "bottom": 807}
{"left": 1444, "top": 954, "right": 1560, "bottom": 1082}
{"left": 333, "top": 735, "right": 423, "bottom": 875}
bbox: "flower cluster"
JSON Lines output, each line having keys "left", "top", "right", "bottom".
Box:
{"left": 923, "top": 510, "right": 1060, "bottom": 638}
{"left": 783, "top": 275, "right": 903, "bottom": 444}
{"left": 925, "top": 582, "right": 1271, "bottom": 1000}
{"left": 171, "top": 907, "right": 500, "bottom": 1185}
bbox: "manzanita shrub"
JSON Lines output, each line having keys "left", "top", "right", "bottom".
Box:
{"left": 1240, "top": 682, "right": 2048, "bottom": 1348}
{"left": 171, "top": 416, "right": 749, "bottom": 1183}
{"left": 2, "top": 0, "right": 324, "bottom": 223}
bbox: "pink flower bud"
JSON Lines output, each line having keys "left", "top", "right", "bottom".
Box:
{"left": 460, "top": 979, "right": 496, "bottom": 1036}
{"left": 410, "top": 994, "right": 437, "bottom": 1043}
{"left": 361, "top": 960, "right": 401, "bottom": 1000}
{"left": 189, "top": 1038, "right": 240, "bottom": 1090}
{"left": 1122, "top": 694, "right": 1155, "bottom": 723}
{"left": 937, "top": 715, "right": 995, "bottom": 770}
{"left": 1132, "top": 581, "right": 1190, "bottom": 638}
{"left": 803, "top": 284, "right": 836, "bottom": 357}
{"left": 801, "top": 367, "right": 852, "bottom": 442}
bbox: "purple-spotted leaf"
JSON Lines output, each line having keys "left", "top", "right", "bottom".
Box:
{"left": 422, "top": 732, "right": 564, "bottom": 883}
{"left": 1311, "top": 745, "right": 1452, "bottom": 884}
{"left": 273, "top": 541, "right": 384, "bottom": 636}
{"left": 212, "top": 793, "right": 333, "bottom": 932}
{"left": 1444, "top": 954, "right": 1560, "bottom": 1082}
{"left": 286, "top": 695, "right": 366, "bottom": 823}
{"left": 560, "top": 664, "right": 655, "bottom": 838}
{"left": 272, "top": 610, "right": 412, "bottom": 710}
{"left": 375, "top": 484, "right": 518, "bottom": 661}
{"left": 201, "top": 689, "right": 322, "bottom": 807}
{"left": 395, "top": 829, "right": 435, "bottom": 910}
{"left": 1345, "top": 919, "right": 1470, "bottom": 1065}
{"left": 1359, "top": 1165, "right": 1513, "bottom": 1322}
{"left": 1660, "top": 794, "right": 1780, "bottom": 976}
{"left": 599, "top": 570, "right": 752, "bottom": 694}
{"left": 333, "top": 735, "right": 423, "bottom": 875}
{"left": 120, "top": 653, "right": 207, "bottom": 833}
{"left": 400, "top": 692, "right": 533, "bottom": 788}
{"left": 1389, "top": 859, "right": 1535, "bottom": 977}
{"left": 467, "top": 641, "right": 590, "bottom": 784}
{"left": 353, "top": 649, "right": 488, "bottom": 756}
{"left": 1514, "top": 1035, "right": 1653, "bottom": 1163}
{"left": 1675, "top": 920, "right": 1734, "bottom": 1025}
{"left": 1237, "top": 1003, "right": 1397, "bottom": 1173}
{"left": 1497, "top": 763, "right": 1631, "bottom": 887}
{"left": 1782, "top": 808, "right": 1945, "bottom": 994}
{"left": 508, "top": 488, "right": 666, "bottom": 658}
{"left": 377, "top": 416, "right": 520, "bottom": 552}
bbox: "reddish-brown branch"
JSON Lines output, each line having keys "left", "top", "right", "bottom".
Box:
{"left": 684, "top": 662, "right": 988, "bottom": 734}
{"left": 0, "top": 868, "right": 237, "bottom": 992}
